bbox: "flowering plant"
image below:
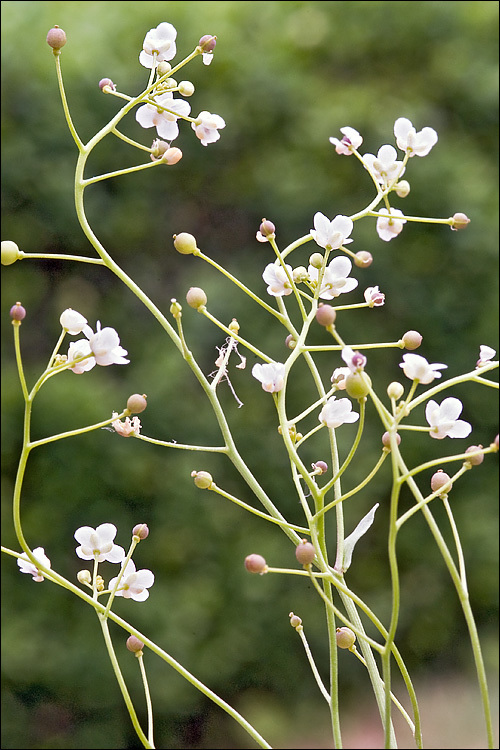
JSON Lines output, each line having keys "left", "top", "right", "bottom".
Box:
{"left": 1, "top": 14, "right": 498, "bottom": 750}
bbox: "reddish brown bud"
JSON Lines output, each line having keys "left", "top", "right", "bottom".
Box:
{"left": 46, "top": 26, "right": 67, "bottom": 51}
{"left": 10, "top": 301, "right": 26, "bottom": 321}
{"left": 464, "top": 445, "right": 484, "bottom": 466}
{"left": 244, "top": 554, "right": 267, "bottom": 574}
{"left": 295, "top": 540, "right": 315, "bottom": 566}
{"left": 99, "top": 78, "right": 115, "bottom": 92}
{"left": 132, "top": 524, "right": 149, "bottom": 540}
{"left": 315, "top": 304, "right": 337, "bottom": 327}
{"left": 126, "top": 635, "right": 145, "bottom": 654}
{"left": 431, "top": 470, "right": 452, "bottom": 493}
{"left": 199, "top": 35, "right": 217, "bottom": 52}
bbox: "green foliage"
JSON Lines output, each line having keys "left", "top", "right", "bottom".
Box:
{"left": 1, "top": 1, "right": 498, "bottom": 748}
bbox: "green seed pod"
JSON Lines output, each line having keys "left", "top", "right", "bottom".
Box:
{"left": 345, "top": 372, "right": 371, "bottom": 399}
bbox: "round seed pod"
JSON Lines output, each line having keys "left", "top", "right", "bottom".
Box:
{"left": 295, "top": 540, "right": 315, "bottom": 565}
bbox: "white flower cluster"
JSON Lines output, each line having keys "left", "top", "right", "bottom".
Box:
{"left": 60, "top": 309, "right": 129, "bottom": 374}
{"left": 136, "top": 23, "right": 225, "bottom": 147}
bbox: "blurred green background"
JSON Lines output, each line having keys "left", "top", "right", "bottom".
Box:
{"left": 1, "top": 1, "right": 498, "bottom": 748}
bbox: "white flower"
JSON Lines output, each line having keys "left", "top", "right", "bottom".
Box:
{"left": 202, "top": 52, "right": 213, "bottom": 66}
{"left": 477, "top": 345, "right": 496, "bottom": 366}
{"left": 60, "top": 308, "right": 90, "bottom": 335}
{"left": 310, "top": 212, "right": 354, "bottom": 250}
{"left": 112, "top": 413, "right": 141, "bottom": 437}
{"left": 394, "top": 117, "right": 438, "bottom": 157}
{"left": 376, "top": 208, "right": 407, "bottom": 241}
{"left": 252, "top": 362, "right": 285, "bottom": 393}
{"left": 308, "top": 256, "right": 358, "bottom": 300}
{"left": 74, "top": 523, "right": 125, "bottom": 563}
{"left": 364, "top": 286, "right": 385, "bottom": 307}
{"left": 87, "top": 322, "right": 129, "bottom": 366}
{"left": 400, "top": 353, "right": 447, "bottom": 384}
{"left": 362, "top": 145, "right": 405, "bottom": 187}
{"left": 139, "top": 22, "right": 177, "bottom": 68}
{"left": 136, "top": 92, "right": 191, "bottom": 141}
{"left": 191, "top": 111, "right": 225, "bottom": 146}
{"left": 341, "top": 347, "right": 367, "bottom": 372}
{"left": 425, "top": 397, "right": 472, "bottom": 439}
{"left": 319, "top": 396, "right": 359, "bottom": 429}
{"left": 109, "top": 560, "right": 155, "bottom": 601}
{"left": 331, "top": 367, "right": 351, "bottom": 389}
{"left": 17, "top": 547, "right": 51, "bottom": 582}
{"left": 329, "top": 126, "right": 363, "bottom": 155}
{"left": 262, "top": 262, "right": 294, "bottom": 297}
{"left": 67, "top": 339, "right": 96, "bottom": 374}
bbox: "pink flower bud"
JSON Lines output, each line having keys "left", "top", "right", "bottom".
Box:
{"left": 126, "top": 635, "right": 145, "bottom": 654}
{"left": 198, "top": 35, "right": 217, "bottom": 52}
{"left": 244, "top": 554, "right": 267, "bottom": 574}
{"left": 163, "top": 147, "right": 183, "bottom": 165}
{"left": 464, "top": 445, "right": 484, "bottom": 466}
{"left": 382, "top": 431, "right": 401, "bottom": 449}
{"left": 315, "top": 304, "right": 337, "bottom": 327}
{"left": 295, "top": 540, "right": 315, "bottom": 565}
{"left": 402, "top": 330, "right": 423, "bottom": 350}
{"left": 126, "top": 394, "right": 148, "bottom": 414}
{"left": 99, "top": 78, "right": 115, "bottom": 92}
{"left": 285, "top": 334, "right": 297, "bottom": 349}
{"left": 450, "top": 212, "right": 470, "bottom": 231}
{"left": 10, "top": 301, "right": 26, "bottom": 321}
{"left": 46, "top": 26, "right": 67, "bottom": 51}
{"left": 312, "top": 461, "right": 328, "bottom": 474}
{"left": 431, "top": 470, "right": 452, "bottom": 493}
{"left": 132, "top": 524, "right": 149, "bottom": 540}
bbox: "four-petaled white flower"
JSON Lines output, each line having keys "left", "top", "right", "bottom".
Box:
{"left": 108, "top": 560, "right": 155, "bottom": 601}
{"left": 319, "top": 396, "right": 359, "bottom": 429}
{"left": 394, "top": 117, "right": 438, "bottom": 157}
{"left": 262, "top": 262, "right": 294, "bottom": 297}
{"left": 252, "top": 362, "right": 286, "bottom": 393}
{"left": 112, "top": 413, "right": 141, "bottom": 437}
{"left": 477, "top": 345, "right": 496, "bottom": 367}
{"left": 363, "top": 145, "right": 405, "bottom": 187}
{"left": 136, "top": 93, "right": 191, "bottom": 141}
{"left": 364, "top": 286, "right": 385, "bottom": 307}
{"left": 329, "top": 126, "right": 363, "bottom": 155}
{"left": 308, "top": 256, "right": 358, "bottom": 300}
{"left": 310, "top": 212, "right": 354, "bottom": 251}
{"left": 60, "top": 308, "right": 90, "bottom": 335}
{"left": 400, "top": 353, "right": 447, "bottom": 384}
{"left": 376, "top": 208, "right": 407, "bottom": 242}
{"left": 74, "top": 523, "right": 125, "bottom": 563}
{"left": 67, "top": 339, "right": 96, "bottom": 374}
{"left": 139, "top": 22, "right": 177, "bottom": 68}
{"left": 425, "top": 397, "right": 472, "bottom": 440}
{"left": 191, "top": 111, "right": 226, "bottom": 146}
{"left": 17, "top": 547, "right": 51, "bottom": 582}
{"left": 87, "top": 322, "right": 129, "bottom": 366}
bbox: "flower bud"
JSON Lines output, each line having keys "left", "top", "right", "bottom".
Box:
{"left": 494, "top": 435, "right": 499, "bottom": 451}
{"left": 132, "top": 524, "right": 149, "bottom": 540}
{"left": 292, "top": 266, "right": 308, "bottom": 283}
{"left": 345, "top": 372, "right": 372, "bottom": 399}
{"left": 285, "top": 334, "right": 296, "bottom": 349}
{"left": 244, "top": 554, "right": 267, "bottom": 574}
{"left": 1, "top": 240, "right": 21, "bottom": 265}
{"left": 157, "top": 61, "right": 172, "bottom": 76}
{"left": 170, "top": 299, "right": 182, "bottom": 319}
{"left": 10, "top": 301, "right": 26, "bottom": 321}
{"left": 46, "top": 26, "right": 67, "bottom": 51}
{"left": 431, "top": 470, "right": 452, "bottom": 493}
{"left": 191, "top": 470, "right": 213, "bottom": 489}
{"left": 402, "top": 330, "right": 422, "bottom": 350}
{"left": 199, "top": 35, "right": 217, "bottom": 53}
{"left": 228, "top": 318, "right": 240, "bottom": 335}
{"left": 177, "top": 81, "right": 194, "bottom": 97}
{"left": 77, "top": 570, "right": 92, "bottom": 585}
{"left": 186, "top": 287, "right": 207, "bottom": 309}
{"left": 173, "top": 232, "right": 199, "bottom": 255}
{"left": 96, "top": 575, "right": 104, "bottom": 592}
{"left": 309, "top": 252, "right": 324, "bottom": 269}
{"left": 336, "top": 627, "right": 356, "bottom": 650}
{"left": 394, "top": 180, "right": 410, "bottom": 198}
{"left": 387, "top": 381, "right": 405, "bottom": 400}
{"left": 450, "top": 212, "right": 470, "bottom": 231}
{"left": 289, "top": 612, "right": 302, "bottom": 629}
{"left": 354, "top": 251, "right": 373, "bottom": 268}
{"left": 126, "top": 635, "right": 145, "bottom": 654}
{"left": 126, "top": 393, "right": 147, "bottom": 414}
{"left": 315, "top": 304, "right": 337, "bottom": 327}
{"left": 382, "top": 431, "right": 401, "bottom": 449}
{"left": 98, "top": 78, "right": 115, "bottom": 92}
{"left": 312, "top": 460, "right": 328, "bottom": 474}
{"left": 295, "top": 540, "right": 316, "bottom": 566}
{"left": 162, "top": 147, "right": 182, "bottom": 165}
{"left": 464, "top": 445, "right": 484, "bottom": 466}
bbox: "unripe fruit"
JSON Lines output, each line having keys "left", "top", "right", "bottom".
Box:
{"left": 46, "top": 26, "right": 67, "bottom": 51}
{"left": 336, "top": 627, "right": 356, "bottom": 649}
{"left": 186, "top": 287, "right": 207, "bottom": 309}
{"left": 126, "top": 393, "right": 147, "bottom": 414}
{"left": 295, "top": 540, "right": 315, "bottom": 565}
{"left": 173, "top": 232, "right": 198, "bottom": 255}
{"left": 191, "top": 470, "right": 213, "bottom": 489}
{"left": 431, "top": 470, "right": 451, "bottom": 493}
{"left": 345, "top": 372, "right": 371, "bottom": 399}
